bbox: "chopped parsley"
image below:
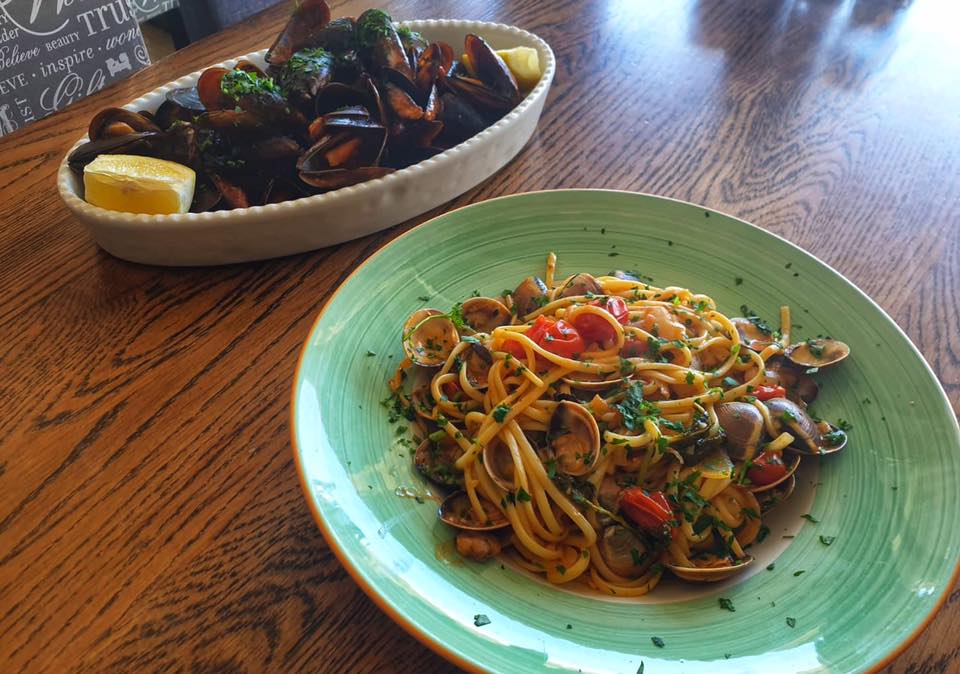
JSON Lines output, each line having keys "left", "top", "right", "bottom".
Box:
{"left": 734, "top": 277, "right": 744, "bottom": 286}
{"left": 473, "top": 614, "right": 491, "bottom": 627}
{"left": 718, "top": 597, "right": 735, "bottom": 612}
{"left": 801, "top": 513, "right": 820, "bottom": 523}
{"left": 766, "top": 563, "right": 775, "bottom": 571}
{"left": 793, "top": 570, "right": 806, "bottom": 577}
{"left": 685, "top": 371, "right": 696, "bottom": 385}
{"left": 837, "top": 418, "right": 853, "bottom": 432}
{"left": 630, "top": 548, "right": 645, "bottom": 565}
{"left": 220, "top": 69, "right": 280, "bottom": 100}
{"left": 493, "top": 403, "right": 511, "bottom": 423}
{"left": 614, "top": 382, "right": 661, "bottom": 430}
{"left": 365, "top": 350, "right": 376, "bottom": 356}
{"left": 637, "top": 663, "right": 644, "bottom": 674}
{"left": 619, "top": 357, "right": 635, "bottom": 375}
{"left": 417, "top": 295, "right": 430, "bottom": 301}
{"left": 651, "top": 636, "right": 665, "bottom": 648}
{"left": 516, "top": 487, "right": 532, "bottom": 503}
{"left": 786, "top": 617, "right": 796, "bottom": 628}
{"left": 544, "top": 457, "right": 558, "bottom": 479}
{"left": 819, "top": 535, "right": 836, "bottom": 546}
{"left": 756, "top": 524, "right": 770, "bottom": 543}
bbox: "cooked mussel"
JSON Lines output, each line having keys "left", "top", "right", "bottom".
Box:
{"left": 548, "top": 400, "right": 601, "bottom": 476}
{"left": 785, "top": 338, "right": 850, "bottom": 369}
{"left": 461, "top": 33, "right": 520, "bottom": 104}
{"left": 266, "top": 0, "right": 333, "bottom": 65}
{"left": 274, "top": 47, "right": 335, "bottom": 112}
{"left": 439, "top": 491, "right": 509, "bottom": 530}
{"left": 402, "top": 308, "right": 460, "bottom": 367}
{"left": 357, "top": 8, "right": 415, "bottom": 81}
{"left": 461, "top": 297, "right": 512, "bottom": 333}
{"left": 88, "top": 107, "right": 160, "bottom": 140}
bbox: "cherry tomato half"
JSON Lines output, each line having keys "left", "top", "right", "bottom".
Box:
{"left": 747, "top": 450, "right": 789, "bottom": 486}
{"left": 620, "top": 488, "right": 673, "bottom": 533}
{"left": 573, "top": 297, "right": 630, "bottom": 344}
{"left": 499, "top": 316, "right": 585, "bottom": 363}
{"left": 754, "top": 385, "right": 786, "bottom": 401}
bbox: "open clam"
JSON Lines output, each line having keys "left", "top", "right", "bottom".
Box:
{"left": 714, "top": 402, "right": 764, "bottom": 461}
{"left": 764, "top": 398, "right": 847, "bottom": 455}
{"left": 785, "top": 338, "right": 850, "bottom": 369}
{"left": 746, "top": 452, "right": 801, "bottom": 494}
{"left": 402, "top": 308, "right": 460, "bottom": 367}
{"left": 414, "top": 437, "right": 464, "bottom": 486}
{"left": 482, "top": 437, "right": 516, "bottom": 491}
{"left": 439, "top": 491, "right": 509, "bottom": 530}
{"left": 756, "top": 474, "right": 796, "bottom": 512}
{"left": 731, "top": 316, "right": 776, "bottom": 351}
{"left": 548, "top": 401, "right": 601, "bottom": 476}
{"left": 599, "top": 525, "right": 652, "bottom": 578}
{"left": 665, "top": 555, "right": 755, "bottom": 582}
{"left": 461, "top": 297, "right": 511, "bottom": 333}
{"left": 763, "top": 356, "right": 818, "bottom": 403}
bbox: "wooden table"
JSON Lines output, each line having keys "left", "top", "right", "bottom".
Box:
{"left": 1, "top": 0, "right": 957, "bottom": 671}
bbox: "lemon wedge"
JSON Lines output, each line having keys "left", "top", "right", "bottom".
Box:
{"left": 83, "top": 154, "right": 196, "bottom": 215}
{"left": 495, "top": 47, "right": 541, "bottom": 90}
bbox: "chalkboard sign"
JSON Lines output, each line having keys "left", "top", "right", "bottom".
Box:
{"left": 128, "top": 0, "right": 179, "bottom": 23}
{"left": 0, "top": 1, "right": 150, "bottom": 137}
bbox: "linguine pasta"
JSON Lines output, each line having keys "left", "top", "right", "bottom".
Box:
{"left": 387, "top": 253, "right": 848, "bottom": 595}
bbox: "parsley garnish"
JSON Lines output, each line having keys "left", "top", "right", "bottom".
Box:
{"left": 516, "top": 487, "right": 532, "bottom": 503}
{"left": 365, "top": 350, "right": 376, "bottom": 357}
{"left": 793, "top": 570, "right": 806, "bottom": 577}
{"left": 544, "top": 458, "right": 557, "bottom": 479}
{"left": 819, "top": 535, "right": 836, "bottom": 546}
{"left": 493, "top": 403, "right": 511, "bottom": 423}
{"left": 756, "top": 524, "right": 770, "bottom": 543}
{"left": 801, "top": 514, "right": 819, "bottom": 523}
{"left": 718, "top": 597, "right": 735, "bottom": 612}
{"left": 685, "top": 371, "right": 695, "bottom": 385}
{"left": 417, "top": 295, "right": 430, "bottom": 301}
{"left": 614, "top": 382, "right": 661, "bottom": 430}
{"left": 837, "top": 418, "right": 853, "bottom": 432}
{"left": 734, "top": 277, "right": 743, "bottom": 286}
{"left": 651, "top": 636, "right": 665, "bottom": 648}
{"left": 766, "top": 563, "right": 775, "bottom": 571}
{"left": 473, "top": 614, "right": 491, "bottom": 627}
{"left": 619, "top": 356, "right": 634, "bottom": 375}
{"left": 637, "top": 663, "right": 644, "bottom": 674}
{"left": 630, "top": 548, "right": 645, "bottom": 565}
{"left": 786, "top": 617, "right": 796, "bottom": 628}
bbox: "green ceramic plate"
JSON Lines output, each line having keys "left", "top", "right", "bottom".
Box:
{"left": 292, "top": 190, "right": 959, "bottom": 673}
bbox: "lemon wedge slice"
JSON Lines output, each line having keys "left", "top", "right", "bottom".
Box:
{"left": 495, "top": 47, "right": 541, "bottom": 90}
{"left": 83, "top": 154, "right": 196, "bottom": 215}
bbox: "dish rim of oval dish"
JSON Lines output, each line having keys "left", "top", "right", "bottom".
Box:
{"left": 289, "top": 188, "right": 960, "bottom": 674}
{"left": 56, "top": 19, "right": 556, "bottom": 226}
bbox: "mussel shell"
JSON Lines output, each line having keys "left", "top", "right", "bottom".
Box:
{"left": 265, "top": 0, "right": 333, "bottom": 65}
{"left": 435, "top": 92, "right": 487, "bottom": 145}
{"left": 67, "top": 131, "right": 162, "bottom": 170}
{"left": 439, "top": 491, "right": 509, "bottom": 531}
{"left": 299, "top": 166, "right": 395, "bottom": 190}
{"left": 88, "top": 107, "right": 160, "bottom": 140}
{"left": 665, "top": 555, "right": 755, "bottom": 582}
{"left": 785, "top": 339, "right": 850, "bottom": 369}
{"left": 155, "top": 88, "right": 205, "bottom": 129}
{"left": 463, "top": 33, "right": 520, "bottom": 101}
{"left": 443, "top": 73, "right": 515, "bottom": 115}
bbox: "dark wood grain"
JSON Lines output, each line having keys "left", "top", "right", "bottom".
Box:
{"left": 1, "top": 0, "right": 958, "bottom": 672}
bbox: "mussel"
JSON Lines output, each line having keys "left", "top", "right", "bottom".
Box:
{"left": 402, "top": 309, "right": 460, "bottom": 367}
{"left": 266, "top": 0, "right": 333, "bottom": 65}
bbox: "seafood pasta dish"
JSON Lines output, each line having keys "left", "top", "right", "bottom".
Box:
{"left": 386, "top": 253, "right": 849, "bottom": 596}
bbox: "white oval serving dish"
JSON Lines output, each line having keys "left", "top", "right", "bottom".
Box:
{"left": 57, "top": 20, "right": 555, "bottom": 266}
